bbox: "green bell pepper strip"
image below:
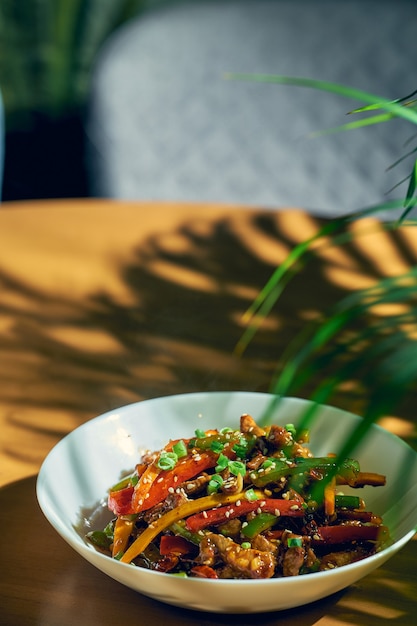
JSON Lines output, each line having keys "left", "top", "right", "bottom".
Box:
{"left": 168, "top": 521, "right": 204, "bottom": 545}
{"left": 86, "top": 530, "right": 113, "bottom": 552}
{"left": 241, "top": 513, "right": 278, "bottom": 539}
{"left": 287, "top": 536, "right": 303, "bottom": 548}
{"left": 335, "top": 495, "right": 362, "bottom": 509}
{"left": 249, "top": 456, "right": 361, "bottom": 488}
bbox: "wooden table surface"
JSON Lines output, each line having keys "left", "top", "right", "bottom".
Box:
{"left": 0, "top": 199, "right": 416, "bottom": 625}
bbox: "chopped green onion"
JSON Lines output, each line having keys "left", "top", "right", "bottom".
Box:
{"left": 228, "top": 460, "right": 246, "bottom": 477}
{"left": 215, "top": 453, "right": 229, "bottom": 472}
{"left": 208, "top": 474, "right": 224, "bottom": 494}
{"left": 244, "top": 488, "right": 259, "bottom": 502}
{"left": 220, "top": 427, "right": 233, "bottom": 434}
{"left": 157, "top": 451, "right": 178, "bottom": 470}
{"left": 172, "top": 440, "right": 188, "bottom": 458}
{"left": 232, "top": 443, "right": 248, "bottom": 459}
{"left": 261, "top": 459, "right": 275, "bottom": 469}
{"left": 241, "top": 542, "right": 251, "bottom": 549}
{"left": 210, "top": 440, "right": 225, "bottom": 453}
{"left": 285, "top": 423, "right": 297, "bottom": 437}
{"left": 232, "top": 435, "right": 248, "bottom": 458}
{"left": 287, "top": 537, "right": 303, "bottom": 548}
{"left": 195, "top": 429, "right": 206, "bottom": 438}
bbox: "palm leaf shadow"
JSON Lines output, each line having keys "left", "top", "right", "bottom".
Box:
{"left": 1, "top": 211, "right": 416, "bottom": 473}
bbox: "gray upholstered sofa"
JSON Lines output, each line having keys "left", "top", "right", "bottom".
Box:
{"left": 87, "top": 0, "right": 417, "bottom": 218}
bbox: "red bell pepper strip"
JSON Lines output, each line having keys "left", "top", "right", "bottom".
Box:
{"left": 109, "top": 431, "right": 244, "bottom": 516}
{"left": 185, "top": 498, "right": 304, "bottom": 532}
{"left": 132, "top": 450, "right": 220, "bottom": 513}
{"left": 312, "top": 524, "right": 389, "bottom": 545}
{"left": 159, "top": 534, "right": 195, "bottom": 556}
{"left": 108, "top": 485, "right": 135, "bottom": 516}
{"left": 191, "top": 565, "right": 218, "bottom": 579}
{"left": 109, "top": 445, "right": 240, "bottom": 516}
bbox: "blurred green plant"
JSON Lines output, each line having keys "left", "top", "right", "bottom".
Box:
{"left": 229, "top": 75, "right": 417, "bottom": 452}
{"left": 0, "top": 0, "right": 154, "bottom": 128}
{"left": 0, "top": 0, "right": 173, "bottom": 199}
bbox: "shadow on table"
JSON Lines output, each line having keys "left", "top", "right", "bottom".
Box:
{"left": 1, "top": 211, "right": 416, "bottom": 474}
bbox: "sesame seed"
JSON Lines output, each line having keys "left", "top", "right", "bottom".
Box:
{"left": 157, "top": 477, "right": 163, "bottom": 483}
{"left": 145, "top": 493, "right": 150, "bottom": 499}
{"left": 236, "top": 500, "right": 241, "bottom": 507}
{"left": 168, "top": 487, "right": 175, "bottom": 494}
{"left": 225, "top": 511, "right": 230, "bottom": 518}
{"left": 186, "top": 483, "right": 195, "bottom": 491}
{"left": 313, "top": 533, "right": 322, "bottom": 541}
{"left": 290, "top": 504, "right": 299, "bottom": 511}
{"left": 174, "top": 476, "right": 178, "bottom": 483}
{"left": 138, "top": 499, "right": 143, "bottom": 506}
{"left": 202, "top": 511, "right": 208, "bottom": 519}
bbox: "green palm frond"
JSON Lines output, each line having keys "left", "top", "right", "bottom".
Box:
{"left": 403, "top": 159, "right": 417, "bottom": 215}
{"left": 256, "top": 249, "right": 417, "bottom": 456}
{"left": 226, "top": 74, "right": 417, "bottom": 126}
{"left": 236, "top": 200, "right": 409, "bottom": 356}
{"left": 229, "top": 73, "right": 417, "bottom": 456}
{"left": 227, "top": 74, "right": 417, "bottom": 215}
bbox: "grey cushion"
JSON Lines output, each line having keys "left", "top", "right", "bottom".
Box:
{"left": 87, "top": 0, "right": 417, "bottom": 217}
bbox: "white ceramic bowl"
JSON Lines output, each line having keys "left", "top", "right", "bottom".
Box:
{"left": 37, "top": 392, "right": 417, "bottom": 613}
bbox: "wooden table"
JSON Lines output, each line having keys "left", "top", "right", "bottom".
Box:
{"left": 1, "top": 199, "right": 416, "bottom": 625}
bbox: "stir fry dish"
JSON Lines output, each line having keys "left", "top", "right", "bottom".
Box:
{"left": 86, "top": 413, "right": 389, "bottom": 579}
